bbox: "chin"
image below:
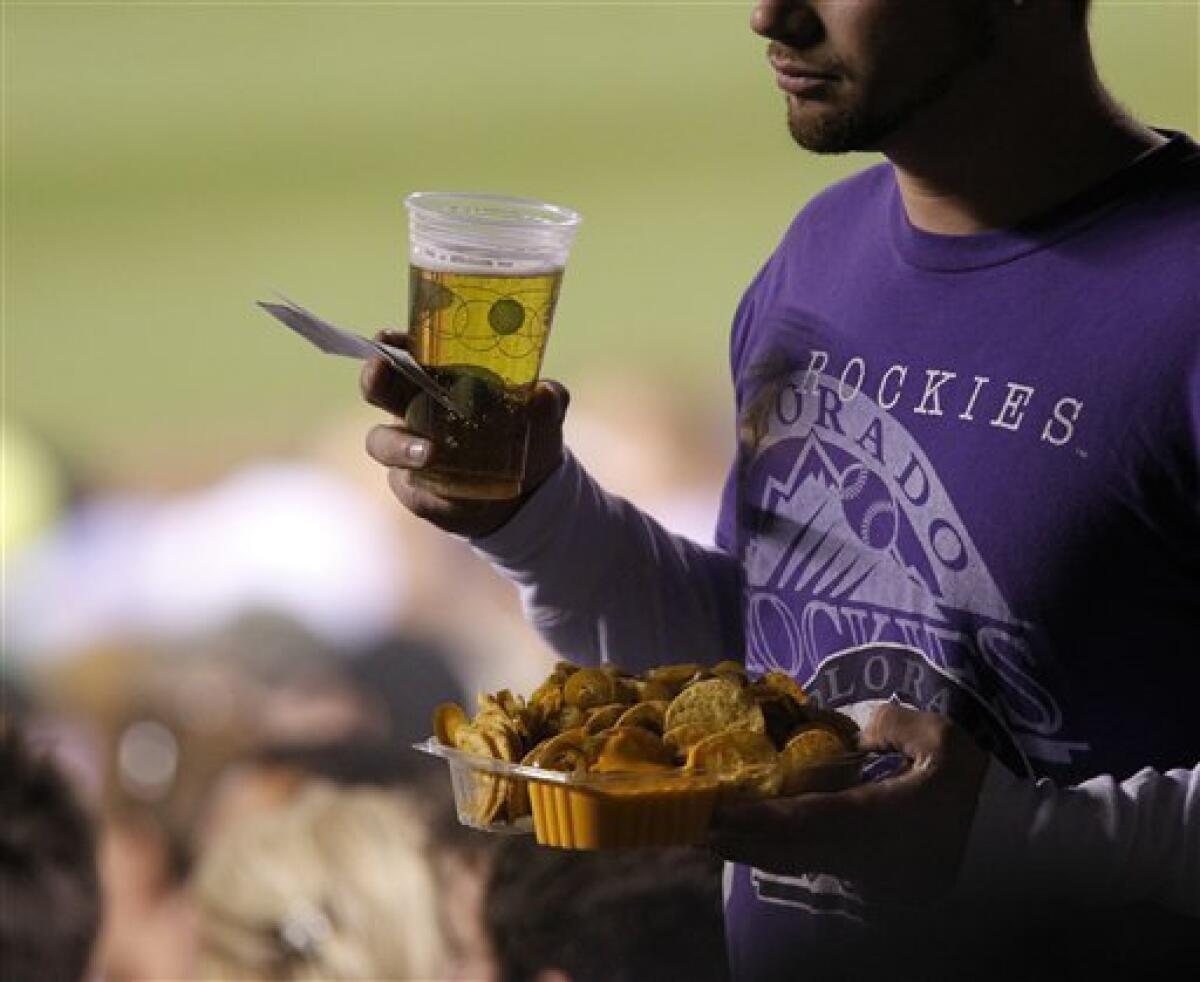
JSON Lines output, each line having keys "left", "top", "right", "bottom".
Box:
{"left": 787, "top": 111, "right": 860, "bottom": 155}
{"left": 787, "top": 101, "right": 892, "bottom": 155}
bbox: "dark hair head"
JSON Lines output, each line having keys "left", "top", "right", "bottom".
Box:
{"left": 342, "top": 633, "right": 468, "bottom": 747}
{"left": 248, "top": 735, "right": 443, "bottom": 790}
{"left": 0, "top": 726, "right": 101, "bottom": 982}
{"left": 485, "top": 840, "right": 729, "bottom": 982}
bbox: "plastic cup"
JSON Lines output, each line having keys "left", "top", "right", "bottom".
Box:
{"left": 404, "top": 192, "right": 581, "bottom": 500}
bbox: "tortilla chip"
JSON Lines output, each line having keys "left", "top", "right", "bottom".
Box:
{"left": 530, "top": 680, "right": 565, "bottom": 716}
{"left": 548, "top": 704, "right": 588, "bottom": 734}
{"left": 475, "top": 712, "right": 521, "bottom": 762}
{"left": 612, "top": 676, "right": 641, "bottom": 705}
{"left": 647, "top": 663, "right": 703, "bottom": 689}
{"left": 664, "top": 678, "right": 766, "bottom": 736}
{"left": 592, "top": 726, "right": 674, "bottom": 773}
{"left": 760, "top": 672, "right": 809, "bottom": 705}
{"left": 807, "top": 707, "right": 860, "bottom": 745}
{"left": 615, "top": 700, "right": 668, "bottom": 734}
{"left": 779, "top": 726, "right": 858, "bottom": 795}
{"left": 686, "top": 728, "right": 780, "bottom": 796}
{"left": 781, "top": 725, "right": 848, "bottom": 766}
{"left": 662, "top": 723, "right": 713, "bottom": 762}
{"left": 635, "top": 678, "right": 679, "bottom": 703}
{"left": 433, "top": 702, "right": 468, "bottom": 747}
{"left": 525, "top": 728, "right": 589, "bottom": 773}
{"left": 453, "top": 724, "right": 505, "bottom": 824}
{"left": 583, "top": 704, "right": 627, "bottom": 735}
{"left": 711, "top": 660, "right": 749, "bottom": 688}
{"left": 563, "top": 668, "right": 618, "bottom": 710}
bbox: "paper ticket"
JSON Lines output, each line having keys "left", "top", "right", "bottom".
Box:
{"left": 256, "top": 294, "right": 465, "bottom": 417}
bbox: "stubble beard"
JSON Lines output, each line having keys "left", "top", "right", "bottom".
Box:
{"left": 787, "top": 12, "right": 998, "bottom": 154}
{"left": 785, "top": 77, "right": 954, "bottom": 154}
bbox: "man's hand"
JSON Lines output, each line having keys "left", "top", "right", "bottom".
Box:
{"left": 709, "top": 704, "right": 990, "bottom": 904}
{"left": 361, "top": 330, "right": 570, "bottom": 538}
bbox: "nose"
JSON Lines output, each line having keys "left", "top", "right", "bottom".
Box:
{"left": 750, "top": 0, "right": 822, "bottom": 45}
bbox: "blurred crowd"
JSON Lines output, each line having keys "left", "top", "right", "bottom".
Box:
{"left": 0, "top": 377, "right": 733, "bottom": 981}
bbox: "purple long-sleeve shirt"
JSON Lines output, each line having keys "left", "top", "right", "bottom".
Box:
{"left": 475, "top": 132, "right": 1200, "bottom": 977}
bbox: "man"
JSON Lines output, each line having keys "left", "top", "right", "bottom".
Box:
{"left": 363, "top": 0, "right": 1198, "bottom": 976}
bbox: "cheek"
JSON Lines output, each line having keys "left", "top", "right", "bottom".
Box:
{"left": 815, "top": 0, "right": 894, "bottom": 67}
{"left": 828, "top": 0, "right": 970, "bottom": 84}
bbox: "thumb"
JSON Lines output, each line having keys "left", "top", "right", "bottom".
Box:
{"left": 860, "top": 703, "right": 947, "bottom": 760}
{"left": 531, "top": 379, "right": 571, "bottom": 425}
{"left": 861, "top": 704, "right": 988, "bottom": 795}
{"left": 521, "top": 380, "right": 570, "bottom": 491}
{"left": 373, "top": 328, "right": 411, "bottom": 350}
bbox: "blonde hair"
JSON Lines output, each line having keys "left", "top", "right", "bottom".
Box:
{"left": 193, "top": 783, "right": 444, "bottom": 980}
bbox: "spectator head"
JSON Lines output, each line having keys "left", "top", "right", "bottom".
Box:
{"left": 342, "top": 632, "right": 468, "bottom": 747}
{"left": 0, "top": 726, "right": 101, "bottom": 982}
{"left": 195, "top": 736, "right": 445, "bottom": 854}
{"left": 486, "top": 840, "right": 728, "bottom": 982}
{"left": 193, "top": 783, "right": 444, "bottom": 980}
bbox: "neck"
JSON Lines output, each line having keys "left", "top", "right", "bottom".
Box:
{"left": 882, "top": 29, "right": 1164, "bottom": 234}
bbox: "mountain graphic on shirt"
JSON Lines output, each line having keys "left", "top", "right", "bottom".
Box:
{"left": 746, "top": 429, "right": 946, "bottom": 622}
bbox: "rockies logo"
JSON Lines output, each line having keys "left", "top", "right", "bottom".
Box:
{"left": 836, "top": 462, "right": 899, "bottom": 552}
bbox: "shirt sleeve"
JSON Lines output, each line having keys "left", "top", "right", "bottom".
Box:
{"left": 956, "top": 757, "right": 1200, "bottom": 917}
{"left": 469, "top": 450, "right": 745, "bottom": 674}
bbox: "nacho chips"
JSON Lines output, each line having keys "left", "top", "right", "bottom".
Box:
{"left": 431, "top": 658, "right": 861, "bottom": 824}
{"left": 663, "top": 678, "right": 766, "bottom": 737}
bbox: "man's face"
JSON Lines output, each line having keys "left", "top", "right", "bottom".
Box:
{"left": 752, "top": 0, "right": 999, "bottom": 153}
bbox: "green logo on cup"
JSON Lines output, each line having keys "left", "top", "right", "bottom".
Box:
{"left": 488, "top": 297, "right": 526, "bottom": 336}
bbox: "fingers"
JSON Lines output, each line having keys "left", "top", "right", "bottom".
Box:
{"left": 709, "top": 709, "right": 991, "bottom": 901}
{"left": 384, "top": 468, "right": 523, "bottom": 537}
{"left": 709, "top": 783, "right": 900, "bottom": 879}
{"left": 514, "top": 380, "right": 571, "bottom": 492}
{"left": 709, "top": 795, "right": 812, "bottom": 861}
{"left": 531, "top": 379, "right": 571, "bottom": 423}
{"left": 386, "top": 469, "right": 458, "bottom": 521}
{"left": 366, "top": 424, "right": 432, "bottom": 470}
{"left": 860, "top": 704, "right": 968, "bottom": 772}
{"left": 360, "top": 330, "right": 416, "bottom": 415}
{"left": 710, "top": 775, "right": 962, "bottom": 901}
{"left": 863, "top": 703, "right": 938, "bottom": 753}
{"left": 365, "top": 379, "right": 569, "bottom": 475}
{"left": 376, "top": 329, "right": 408, "bottom": 349}
{"left": 385, "top": 469, "right": 461, "bottom": 529}
{"left": 363, "top": 370, "right": 570, "bottom": 537}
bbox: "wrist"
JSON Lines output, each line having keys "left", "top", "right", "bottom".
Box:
{"left": 468, "top": 450, "right": 572, "bottom": 547}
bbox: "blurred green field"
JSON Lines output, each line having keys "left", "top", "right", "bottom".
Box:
{"left": 4, "top": 1, "right": 1197, "bottom": 481}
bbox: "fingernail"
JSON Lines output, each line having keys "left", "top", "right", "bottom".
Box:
{"left": 406, "top": 441, "right": 429, "bottom": 465}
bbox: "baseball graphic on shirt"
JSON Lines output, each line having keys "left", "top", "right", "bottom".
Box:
{"left": 836, "top": 463, "right": 898, "bottom": 551}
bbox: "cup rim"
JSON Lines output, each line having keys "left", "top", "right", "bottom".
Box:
{"left": 405, "top": 191, "right": 581, "bottom": 229}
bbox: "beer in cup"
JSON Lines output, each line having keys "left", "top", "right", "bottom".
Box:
{"left": 404, "top": 192, "right": 581, "bottom": 499}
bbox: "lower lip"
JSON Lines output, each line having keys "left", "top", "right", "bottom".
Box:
{"left": 774, "top": 72, "right": 835, "bottom": 97}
